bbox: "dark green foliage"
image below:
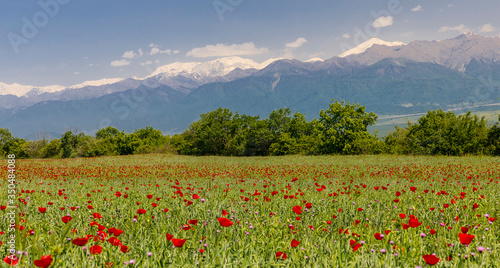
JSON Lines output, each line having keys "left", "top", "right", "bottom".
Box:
{"left": 319, "top": 100, "right": 378, "bottom": 154}
{"left": 488, "top": 115, "right": 500, "bottom": 155}
{"left": 1, "top": 100, "right": 499, "bottom": 158}
{"left": 386, "top": 110, "right": 491, "bottom": 155}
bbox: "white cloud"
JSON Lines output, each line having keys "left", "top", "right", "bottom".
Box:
{"left": 411, "top": 5, "right": 422, "bottom": 12}
{"left": 110, "top": 59, "right": 131, "bottom": 67}
{"left": 140, "top": 61, "right": 153, "bottom": 66}
{"left": 342, "top": 33, "right": 351, "bottom": 39}
{"left": 122, "top": 49, "right": 144, "bottom": 59}
{"left": 122, "top": 51, "right": 137, "bottom": 59}
{"left": 73, "top": 72, "right": 80, "bottom": 75}
{"left": 479, "top": 23, "right": 496, "bottom": 33}
{"left": 148, "top": 44, "right": 175, "bottom": 56}
{"left": 285, "top": 37, "right": 308, "bottom": 48}
{"left": 438, "top": 24, "right": 471, "bottom": 33}
{"left": 373, "top": 16, "right": 394, "bottom": 28}
{"left": 186, "top": 42, "right": 268, "bottom": 58}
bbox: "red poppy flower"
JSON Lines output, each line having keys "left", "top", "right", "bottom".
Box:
{"left": 489, "top": 217, "right": 497, "bottom": 222}
{"left": 89, "top": 245, "right": 103, "bottom": 255}
{"left": 402, "top": 223, "right": 410, "bottom": 230}
{"left": 276, "top": 252, "right": 287, "bottom": 260}
{"left": 217, "top": 217, "right": 234, "bottom": 227}
{"left": 357, "top": 208, "right": 363, "bottom": 212}
{"left": 115, "top": 191, "right": 121, "bottom": 197}
{"left": 408, "top": 215, "right": 422, "bottom": 228}
{"left": 38, "top": 207, "right": 47, "bottom": 213}
{"left": 292, "top": 206, "right": 302, "bottom": 215}
{"left": 305, "top": 203, "right": 312, "bottom": 209}
{"left": 137, "top": 209, "right": 146, "bottom": 214}
{"left": 182, "top": 224, "right": 191, "bottom": 231}
{"left": 108, "top": 237, "right": 122, "bottom": 246}
{"left": 460, "top": 227, "right": 469, "bottom": 234}
{"left": 34, "top": 255, "right": 53, "bottom": 268}
{"left": 166, "top": 233, "right": 173, "bottom": 241}
{"left": 172, "top": 238, "right": 186, "bottom": 247}
{"left": 87, "top": 205, "right": 93, "bottom": 209}
{"left": 62, "top": 216, "right": 73, "bottom": 223}
{"left": 199, "top": 249, "right": 204, "bottom": 253}
{"left": 0, "top": 206, "right": 6, "bottom": 211}
{"left": 112, "top": 228, "right": 123, "bottom": 237}
{"left": 473, "top": 203, "right": 479, "bottom": 210}
{"left": 374, "top": 233, "right": 384, "bottom": 240}
{"left": 374, "top": 187, "right": 379, "bottom": 190}
{"left": 120, "top": 245, "right": 130, "bottom": 253}
{"left": 384, "top": 230, "right": 391, "bottom": 235}
{"left": 4, "top": 255, "right": 18, "bottom": 266}
{"left": 459, "top": 233, "right": 475, "bottom": 245}
{"left": 222, "top": 210, "right": 229, "bottom": 216}
{"left": 72, "top": 237, "right": 89, "bottom": 246}
{"left": 430, "top": 229, "right": 436, "bottom": 235}
{"left": 147, "top": 194, "right": 153, "bottom": 199}
{"left": 291, "top": 239, "right": 300, "bottom": 248}
{"left": 188, "top": 219, "right": 198, "bottom": 225}
{"left": 349, "top": 239, "right": 362, "bottom": 251}
{"left": 399, "top": 213, "right": 406, "bottom": 219}
{"left": 192, "top": 194, "right": 200, "bottom": 199}
{"left": 422, "top": 254, "right": 439, "bottom": 265}
{"left": 92, "top": 213, "right": 102, "bottom": 219}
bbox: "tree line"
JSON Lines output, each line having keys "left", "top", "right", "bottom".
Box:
{"left": 1, "top": 100, "right": 499, "bottom": 158}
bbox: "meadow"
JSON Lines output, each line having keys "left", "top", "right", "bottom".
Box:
{"left": 1, "top": 154, "right": 499, "bottom": 267}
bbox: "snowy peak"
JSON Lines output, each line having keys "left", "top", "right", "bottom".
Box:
{"left": 339, "top": 38, "right": 405, "bottom": 57}
{"left": 0, "top": 82, "right": 65, "bottom": 97}
{"left": 148, "top": 56, "right": 280, "bottom": 79}
{"left": 305, "top": 57, "right": 324, "bottom": 62}
{"left": 0, "top": 78, "right": 124, "bottom": 97}
{"left": 68, "top": 78, "right": 125, "bottom": 89}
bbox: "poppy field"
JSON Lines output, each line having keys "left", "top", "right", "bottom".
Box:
{"left": 1, "top": 154, "right": 499, "bottom": 267}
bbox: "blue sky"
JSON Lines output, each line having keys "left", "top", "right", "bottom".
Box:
{"left": 1, "top": 0, "right": 499, "bottom": 86}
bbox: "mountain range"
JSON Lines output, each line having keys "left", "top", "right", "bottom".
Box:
{"left": 1, "top": 33, "right": 500, "bottom": 139}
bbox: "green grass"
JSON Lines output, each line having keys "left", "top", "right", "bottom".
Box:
{"left": 1, "top": 154, "right": 499, "bottom": 267}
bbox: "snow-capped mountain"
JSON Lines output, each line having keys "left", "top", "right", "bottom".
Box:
{"left": 0, "top": 82, "right": 66, "bottom": 97}
{"left": 346, "top": 33, "right": 500, "bottom": 72}
{"left": 147, "top": 56, "right": 280, "bottom": 80}
{"left": 339, "top": 38, "right": 405, "bottom": 58}
{"left": 0, "top": 78, "right": 124, "bottom": 97}
{"left": 68, "top": 78, "right": 125, "bottom": 90}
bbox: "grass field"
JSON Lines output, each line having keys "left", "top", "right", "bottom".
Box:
{"left": 1, "top": 154, "right": 499, "bottom": 267}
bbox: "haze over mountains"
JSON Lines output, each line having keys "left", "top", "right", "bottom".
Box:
{"left": 2, "top": 33, "right": 500, "bottom": 139}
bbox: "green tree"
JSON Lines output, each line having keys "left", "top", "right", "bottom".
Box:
{"left": 487, "top": 115, "right": 500, "bottom": 156}
{"left": 193, "top": 108, "right": 240, "bottom": 155}
{"left": 318, "top": 100, "right": 378, "bottom": 154}
{"left": 0, "top": 128, "right": 14, "bottom": 157}
{"left": 405, "top": 110, "right": 488, "bottom": 155}
{"left": 40, "top": 139, "right": 61, "bottom": 158}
